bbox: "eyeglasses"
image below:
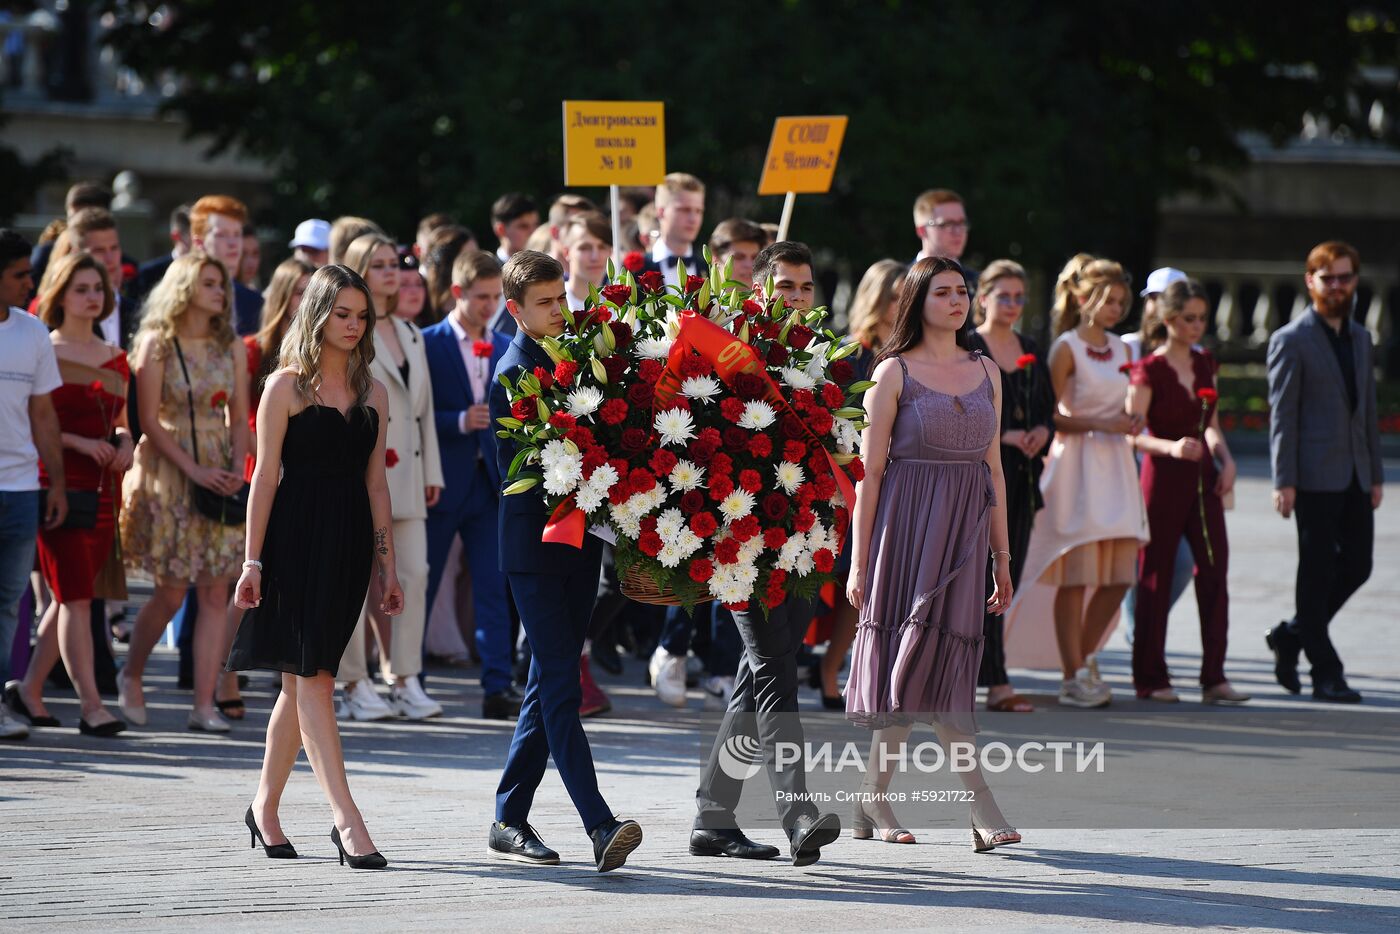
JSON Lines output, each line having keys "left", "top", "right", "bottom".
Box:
{"left": 924, "top": 219, "right": 970, "bottom": 232}
{"left": 1314, "top": 273, "right": 1357, "bottom": 287}
{"left": 994, "top": 294, "right": 1026, "bottom": 306}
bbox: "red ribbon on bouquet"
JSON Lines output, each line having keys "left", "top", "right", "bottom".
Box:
{"left": 541, "top": 494, "right": 587, "bottom": 547}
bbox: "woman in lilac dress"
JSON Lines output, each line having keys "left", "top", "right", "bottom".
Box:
{"left": 845, "top": 256, "right": 1020, "bottom": 852}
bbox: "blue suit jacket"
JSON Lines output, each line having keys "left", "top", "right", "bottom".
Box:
{"left": 490, "top": 329, "right": 600, "bottom": 574}
{"left": 422, "top": 321, "right": 509, "bottom": 514}
{"left": 233, "top": 281, "right": 263, "bottom": 337}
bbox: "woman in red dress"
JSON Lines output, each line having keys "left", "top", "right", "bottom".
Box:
{"left": 1126, "top": 279, "right": 1248, "bottom": 704}
{"left": 7, "top": 254, "right": 133, "bottom": 735}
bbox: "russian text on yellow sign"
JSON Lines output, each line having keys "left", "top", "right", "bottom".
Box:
{"left": 562, "top": 100, "right": 666, "bottom": 187}
{"left": 758, "top": 116, "right": 848, "bottom": 195}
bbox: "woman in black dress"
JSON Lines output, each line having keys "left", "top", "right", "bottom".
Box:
{"left": 965, "top": 260, "right": 1055, "bottom": 713}
{"left": 228, "top": 264, "right": 403, "bottom": 868}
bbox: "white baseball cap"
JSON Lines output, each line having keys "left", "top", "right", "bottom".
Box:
{"left": 289, "top": 218, "right": 331, "bottom": 251}
{"left": 1141, "top": 266, "right": 1187, "bottom": 297}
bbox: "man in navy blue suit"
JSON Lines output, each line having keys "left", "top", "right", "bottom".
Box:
{"left": 486, "top": 251, "right": 642, "bottom": 873}
{"left": 642, "top": 172, "right": 708, "bottom": 288}
{"left": 422, "top": 250, "right": 520, "bottom": 720}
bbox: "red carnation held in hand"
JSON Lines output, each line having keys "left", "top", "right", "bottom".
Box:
{"left": 1016, "top": 353, "right": 1037, "bottom": 369}
{"left": 1197, "top": 387, "right": 1219, "bottom": 403}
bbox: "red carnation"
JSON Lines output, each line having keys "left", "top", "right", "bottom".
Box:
{"left": 1016, "top": 353, "right": 1037, "bottom": 369}
{"left": 808, "top": 449, "right": 832, "bottom": 475}
{"left": 638, "top": 270, "right": 665, "bottom": 293}
{"left": 473, "top": 340, "right": 494, "bottom": 358}
{"left": 210, "top": 390, "right": 229, "bottom": 409}
{"left": 690, "top": 511, "right": 718, "bottom": 538}
{"left": 628, "top": 468, "right": 657, "bottom": 494}
{"left": 385, "top": 448, "right": 399, "bottom": 468}
{"left": 709, "top": 452, "right": 734, "bottom": 476}
{"left": 627, "top": 382, "right": 653, "bottom": 407}
{"left": 748, "top": 435, "right": 772, "bottom": 459}
{"left": 511, "top": 397, "right": 537, "bottom": 421}
{"left": 783, "top": 440, "right": 807, "bottom": 463}
{"left": 621, "top": 428, "right": 650, "bottom": 453}
{"left": 821, "top": 382, "right": 845, "bottom": 408}
{"left": 763, "top": 526, "right": 788, "bottom": 550}
{"left": 684, "top": 274, "right": 706, "bottom": 294}
{"left": 814, "top": 473, "right": 838, "bottom": 500}
{"left": 850, "top": 456, "right": 866, "bottom": 481}
{"left": 725, "top": 600, "right": 750, "bottom": 612}
{"left": 733, "top": 373, "right": 767, "bottom": 401}
{"left": 609, "top": 321, "right": 634, "bottom": 349}
{"left": 549, "top": 412, "right": 577, "bottom": 432}
{"left": 609, "top": 458, "right": 631, "bottom": 478}
{"left": 809, "top": 409, "right": 834, "bottom": 435}
{"left": 791, "top": 388, "right": 816, "bottom": 412}
{"left": 738, "top": 469, "right": 762, "bottom": 493}
{"left": 722, "top": 426, "right": 749, "bottom": 453}
{"left": 796, "top": 483, "right": 819, "bottom": 506}
{"left": 622, "top": 251, "right": 646, "bottom": 274}
{"left": 565, "top": 426, "right": 595, "bottom": 449}
{"left": 680, "top": 354, "right": 710, "bottom": 379}
{"left": 788, "top": 325, "right": 814, "bottom": 350}
{"left": 731, "top": 515, "right": 761, "bottom": 541}
{"left": 554, "top": 360, "right": 579, "bottom": 387}
{"left": 714, "top": 537, "right": 742, "bottom": 565}
{"left": 829, "top": 359, "right": 855, "bottom": 384}
{"left": 600, "top": 398, "right": 629, "bottom": 425}
{"left": 582, "top": 446, "right": 608, "bottom": 474}
{"left": 649, "top": 448, "right": 679, "bottom": 475}
{"left": 608, "top": 482, "right": 631, "bottom": 505}
{"left": 600, "top": 283, "right": 632, "bottom": 306}
{"left": 640, "top": 514, "right": 659, "bottom": 535}
{"left": 766, "top": 344, "right": 789, "bottom": 366}
{"left": 709, "top": 475, "right": 735, "bottom": 500}
{"left": 532, "top": 366, "right": 554, "bottom": 390}
{"left": 602, "top": 354, "right": 628, "bottom": 382}
{"left": 742, "top": 299, "right": 764, "bottom": 317}
{"left": 794, "top": 507, "right": 816, "bottom": 532}
{"left": 720, "top": 397, "right": 745, "bottom": 423}
{"left": 689, "top": 558, "right": 714, "bottom": 583}
{"left": 680, "top": 489, "right": 705, "bottom": 514}
{"left": 638, "top": 359, "right": 664, "bottom": 384}
{"left": 762, "top": 493, "right": 788, "bottom": 521}
{"left": 813, "top": 548, "right": 835, "bottom": 573}
{"left": 1197, "top": 387, "right": 1219, "bottom": 403}
{"left": 763, "top": 590, "right": 784, "bottom": 610}
{"left": 698, "top": 427, "right": 722, "bottom": 447}
{"left": 638, "top": 531, "right": 663, "bottom": 557}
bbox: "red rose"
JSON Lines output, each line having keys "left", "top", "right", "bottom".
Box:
{"left": 809, "top": 409, "right": 834, "bottom": 435}
{"left": 731, "top": 515, "right": 761, "bottom": 541}
{"left": 511, "top": 397, "right": 537, "bottom": 421}
{"left": 1197, "top": 387, "right": 1219, "bottom": 403}
{"left": 638, "top": 531, "right": 664, "bottom": 556}
{"left": 627, "top": 382, "right": 654, "bottom": 408}
{"left": 690, "top": 511, "right": 718, "bottom": 537}
{"left": 1016, "top": 353, "right": 1037, "bottom": 370}
{"left": 742, "top": 299, "right": 764, "bottom": 317}
{"left": 649, "top": 448, "right": 678, "bottom": 475}
{"left": 766, "top": 343, "right": 789, "bottom": 366}
{"left": 601, "top": 283, "right": 632, "bottom": 306}
{"left": 473, "top": 340, "right": 494, "bottom": 358}
{"left": 788, "top": 325, "right": 814, "bottom": 350}
{"left": 794, "top": 507, "right": 816, "bottom": 532}
{"left": 761, "top": 493, "right": 788, "bottom": 521}
{"left": 684, "top": 274, "right": 706, "bottom": 294}
{"left": 733, "top": 373, "right": 767, "bottom": 401}
{"left": 829, "top": 359, "right": 855, "bottom": 384}
{"left": 602, "top": 354, "right": 628, "bottom": 382}
{"left": 813, "top": 548, "right": 835, "bottom": 573}
{"left": 600, "top": 398, "right": 629, "bottom": 425}
{"left": 738, "top": 469, "right": 762, "bottom": 493}
{"left": 609, "top": 321, "right": 634, "bottom": 349}
{"left": 781, "top": 415, "right": 806, "bottom": 440}
{"left": 385, "top": 448, "right": 400, "bottom": 468}
{"left": 680, "top": 489, "right": 705, "bottom": 514}
{"left": 638, "top": 270, "right": 665, "bottom": 293}
{"left": 722, "top": 426, "right": 749, "bottom": 453}
{"left": 680, "top": 354, "right": 710, "bottom": 378}
{"left": 709, "top": 453, "right": 734, "bottom": 476}
{"left": 748, "top": 435, "right": 773, "bottom": 459}
{"left": 763, "top": 526, "right": 788, "bottom": 550}
{"left": 628, "top": 468, "right": 657, "bottom": 494}
{"left": 638, "top": 359, "right": 664, "bottom": 384}
{"left": 709, "top": 475, "right": 735, "bottom": 500}
{"left": 565, "top": 426, "right": 595, "bottom": 449}
{"left": 549, "top": 412, "right": 577, "bottom": 432}
{"left": 850, "top": 456, "right": 865, "bottom": 481}
{"left": 622, "top": 251, "right": 646, "bottom": 273}
{"left": 821, "top": 382, "right": 845, "bottom": 408}
{"left": 532, "top": 366, "right": 554, "bottom": 390}
{"left": 579, "top": 307, "right": 613, "bottom": 328}
{"left": 760, "top": 322, "right": 781, "bottom": 340}
{"left": 714, "top": 537, "right": 741, "bottom": 565}
{"left": 554, "top": 360, "right": 579, "bottom": 387}
{"left": 719, "top": 397, "right": 744, "bottom": 423}
{"left": 783, "top": 440, "right": 807, "bottom": 462}
{"left": 621, "top": 428, "right": 650, "bottom": 453}
{"left": 687, "top": 440, "right": 717, "bottom": 464}
{"left": 689, "top": 558, "right": 714, "bottom": 583}
{"left": 210, "top": 390, "right": 229, "bottom": 409}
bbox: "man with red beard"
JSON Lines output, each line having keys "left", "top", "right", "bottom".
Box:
{"left": 1265, "top": 241, "right": 1383, "bottom": 704}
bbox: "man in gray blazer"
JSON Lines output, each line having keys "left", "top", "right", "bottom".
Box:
{"left": 1265, "top": 241, "right": 1383, "bottom": 704}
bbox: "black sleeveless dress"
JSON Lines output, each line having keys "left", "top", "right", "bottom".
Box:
{"left": 227, "top": 404, "right": 380, "bottom": 676}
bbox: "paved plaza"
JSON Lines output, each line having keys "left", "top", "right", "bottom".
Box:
{"left": 2, "top": 456, "right": 1398, "bottom": 931}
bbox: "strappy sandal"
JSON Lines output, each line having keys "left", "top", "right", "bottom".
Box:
{"left": 852, "top": 799, "right": 917, "bottom": 844}
{"left": 972, "top": 823, "right": 1021, "bottom": 852}
{"left": 216, "top": 698, "right": 246, "bottom": 720}
{"left": 986, "top": 693, "right": 1034, "bottom": 713}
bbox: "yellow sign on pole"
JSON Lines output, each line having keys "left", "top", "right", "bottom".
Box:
{"left": 758, "top": 116, "right": 848, "bottom": 196}
{"left": 562, "top": 100, "right": 666, "bottom": 187}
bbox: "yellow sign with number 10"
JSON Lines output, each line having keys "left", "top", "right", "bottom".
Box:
{"left": 562, "top": 100, "right": 667, "bottom": 187}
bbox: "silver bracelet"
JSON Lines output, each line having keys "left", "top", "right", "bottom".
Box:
{"left": 991, "top": 550, "right": 1010, "bottom": 562}
{"left": 243, "top": 559, "right": 263, "bottom": 570}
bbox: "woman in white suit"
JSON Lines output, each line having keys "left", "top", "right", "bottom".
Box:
{"left": 337, "top": 235, "right": 444, "bottom": 720}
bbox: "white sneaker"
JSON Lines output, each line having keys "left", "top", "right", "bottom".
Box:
{"left": 390, "top": 676, "right": 443, "bottom": 720}
{"left": 649, "top": 647, "right": 689, "bottom": 708}
{"left": 1058, "top": 668, "right": 1111, "bottom": 708}
{"left": 0, "top": 701, "right": 28, "bottom": 740}
{"left": 341, "top": 679, "right": 396, "bottom": 721}
{"left": 1085, "top": 654, "right": 1102, "bottom": 686}
{"left": 702, "top": 675, "right": 734, "bottom": 711}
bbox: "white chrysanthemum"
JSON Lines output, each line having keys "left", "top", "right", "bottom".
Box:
{"left": 779, "top": 366, "right": 816, "bottom": 390}
{"left": 794, "top": 551, "right": 816, "bottom": 577}
{"left": 738, "top": 536, "right": 764, "bottom": 565}
{"left": 776, "top": 532, "right": 806, "bottom": 571}
{"left": 543, "top": 464, "right": 580, "bottom": 497}
{"left": 717, "top": 489, "right": 756, "bottom": 523}
{"left": 609, "top": 500, "right": 643, "bottom": 540}
{"left": 574, "top": 484, "right": 605, "bottom": 514}
{"left": 736, "top": 560, "right": 760, "bottom": 586}
{"left": 709, "top": 567, "right": 750, "bottom": 605}
{"left": 635, "top": 337, "right": 674, "bottom": 359}
{"left": 673, "top": 529, "right": 703, "bottom": 560}
{"left": 737, "top": 400, "right": 776, "bottom": 431}
{"left": 654, "top": 407, "right": 696, "bottom": 447}
{"left": 655, "top": 507, "right": 685, "bottom": 540}
{"left": 566, "top": 385, "right": 604, "bottom": 418}
{"left": 587, "top": 462, "right": 620, "bottom": 493}
{"left": 657, "top": 539, "right": 685, "bottom": 568}
{"left": 539, "top": 439, "right": 570, "bottom": 469}
{"left": 668, "top": 459, "right": 704, "bottom": 492}
{"left": 638, "top": 485, "right": 668, "bottom": 513}
{"left": 774, "top": 460, "right": 805, "bottom": 495}
{"left": 539, "top": 441, "right": 582, "bottom": 496}
{"left": 680, "top": 375, "right": 722, "bottom": 402}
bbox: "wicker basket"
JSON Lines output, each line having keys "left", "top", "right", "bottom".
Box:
{"left": 619, "top": 562, "right": 709, "bottom": 606}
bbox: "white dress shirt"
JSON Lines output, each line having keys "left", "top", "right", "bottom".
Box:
{"left": 447, "top": 313, "right": 491, "bottom": 435}
{"left": 651, "top": 241, "right": 699, "bottom": 289}
{"left": 101, "top": 293, "right": 123, "bottom": 347}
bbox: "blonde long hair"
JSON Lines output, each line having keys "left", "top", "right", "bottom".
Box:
{"left": 343, "top": 232, "right": 399, "bottom": 318}
{"left": 280, "top": 264, "right": 377, "bottom": 409}
{"left": 1051, "top": 253, "right": 1129, "bottom": 336}
{"left": 846, "top": 259, "right": 904, "bottom": 352}
{"left": 135, "top": 252, "right": 236, "bottom": 354}
{"left": 253, "top": 257, "right": 316, "bottom": 386}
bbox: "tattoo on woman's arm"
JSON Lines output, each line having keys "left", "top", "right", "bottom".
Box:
{"left": 375, "top": 527, "right": 388, "bottom": 556}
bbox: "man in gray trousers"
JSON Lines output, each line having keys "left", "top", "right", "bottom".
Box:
{"left": 1265, "top": 240, "right": 1383, "bottom": 704}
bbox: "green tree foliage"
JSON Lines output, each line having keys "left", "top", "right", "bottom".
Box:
{"left": 103, "top": 0, "right": 1398, "bottom": 284}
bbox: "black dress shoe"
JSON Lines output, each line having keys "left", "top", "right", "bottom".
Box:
{"left": 1312, "top": 680, "right": 1362, "bottom": 704}
{"left": 591, "top": 642, "right": 623, "bottom": 675}
{"left": 483, "top": 688, "right": 524, "bottom": 720}
{"left": 689, "top": 827, "right": 780, "bottom": 859}
{"left": 3, "top": 683, "right": 60, "bottom": 728}
{"left": 590, "top": 817, "right": 643, "bottom": 873}
{"left": 488, "top": 821, "right": 560, "bottom": 865}
{"left": 789, "top": 812, "right": 841, "bottom": 867}
{"left": 1265, "top": 623, "right": 1301, "bottom": 694}
{"left": 78, "top": 716, "right": 128, "bottom": 737}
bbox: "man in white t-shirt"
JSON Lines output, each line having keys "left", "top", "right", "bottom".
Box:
{"left": 0, "top": 229, "right": 68, "bottom": 740}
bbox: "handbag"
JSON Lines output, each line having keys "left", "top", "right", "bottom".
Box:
{"left": 42, "top": 488, "right": 99, "bottom": 530}
{"left": 173, "top": 338, "right": 249, "bottom": 525}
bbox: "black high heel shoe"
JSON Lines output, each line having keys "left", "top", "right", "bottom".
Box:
{"left": 245, "top": 807, "right": 297, "bottom": 859}
{"left": 331, "top": 825, "right": 387, "bottom": 869}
